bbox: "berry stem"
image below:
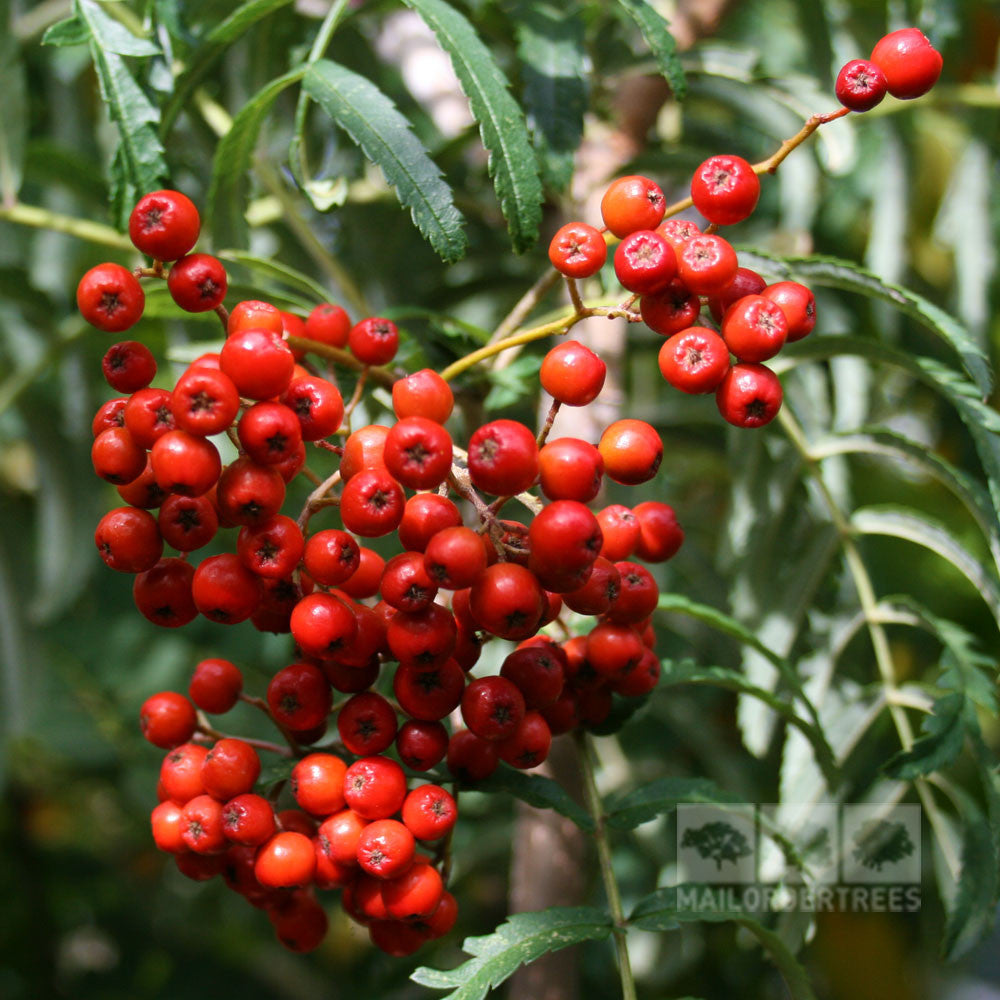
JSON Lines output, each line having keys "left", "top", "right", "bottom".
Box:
{"left": 488, "top": 268, "right": 563, "bottom": 346}
{"left": 566, "top": 276, "right": 586, "bottom": 316}
{"left": 0, "top": 201, "right": 133, "bottom": 248}
{"left": 194, "top": 722, "right": 292, "bottom": 759}
{"left": 286, "top": 335, "right": 396, "bottom": 387}
{"left": 214, "top": 303, "right": 230, "bottom": 333}
{"left": 298, "top": 469, "right": 342, "bottom": 531}
{"left": 575, "top": 730, "right": 637, "bottom": 1000}
{"left": 237, "top": 693, "right": 307, "bottom": 758}
{"left": 536, "top": 399, "right": 561, "bottom": 447}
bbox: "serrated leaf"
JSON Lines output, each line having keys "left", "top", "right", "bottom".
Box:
{"left": 629, "top": 888, "right": 817, "bottom": 1000}
{"left": 606, "top": 776, "right": 740, "bottom": 830}
{"left": 76, "top": 0, "right": 160, "bottom": 56}
{"left": 942, "top": 786, "right": 999, "bottom": 959}
{"left": 217, "top": 250, "right": 329, "bottom": 304}
{"left": 77, "top": 2, "right": 168, "bottom": 224}
{"left": 850, "top": 505, "right": 1000, "bottom": 629}
{"left": 469, "top": 767, "right": 595, "bottom": 832}
{"left": 514, "top": 3, "right": 587, "bottom": 190}
{"left": 883, "top": 692, "right": 967, "bottom": 780}
{"left": 657, "top": 659, "right": 838, "bottom": 786}
{"left": 411, "top": 907, "right": 612, "bottom": 1000}
{"left": 0, "top": 31, "right": 26, "bottom": 203}
{"left": 205, "top": 66, "right": 306, "bottom": 248}
{"left": 616, "top": 0, "right": 686, "bottom": 99}
{"left": 303, "top": 60, "right": 467, "bottom": 263}
{"left": 738, "top": 249, "right": 993, "bottom": 397}
{"left": 161, "top": 0, "right": 296, "bottom": 134}
{"left": 41, "top": 15, "right": 90, "bottom": 47}
{"left": 402, "top": 0, "right": 543, "bottom": 252}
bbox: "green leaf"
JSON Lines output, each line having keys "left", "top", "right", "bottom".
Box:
{"left": 217, "top": 250, "right": 330, "bottom": 304}
{"left": 606, "top": 776, "right": 740, "bottom": 831}
{"left": 883, "top": 692, "right": 967, "bottom": 780}
{"left": 850, "top": 505, "right": 1000, "bottom": 629}
{"left": 402, "top": 0, "right": 543, "bottom": 252}
{"left": 657, "top": 659, "right": 838, "bottom": 787}
{"left": 776, "top": 336, "right": 1000, "bottom": 546}
{"left": 942, "top": 786, "right": 999, "bottom": 960}
{"left": 161, "top": 0, "right": 296, "bottom": 134}
{"left": 809, "top": 427, "right": 1000, "bottom": 578}
{"left": 629, "top": 888, "right": 817, "bottom": 1000}
{"left": 41, "top": 15, "right": 90, "bottom": 46}
{"left": 205, "top": 66, "right": 306, "bottom": 248}
{"left": 411, "top": 907, "right": 612, "bottom": 1000}
{"left": 469, "top": 768, "right": 595, "bottom": 832}
{"left": 514, "top": 3, "right": 587, "bottom": 190}
{"left": 738, "top": 249, "right": 993, "bottom": 397}
{"left": 303, "top": 60, "right": 467, "bottom": 263}
{"left": 76, "top": 0, "right": 160, "bottom": 56}
{"left": 615, "top": 0, "right": 686, "bottom": 99}
{"left": 0, "top": 31, "right": 26, "bottom": 204}
{"left": 484, "top": 353, "right": 542, "bottom": 411}
{"left": 76, "top": 1, "right": 168, "bottom": 224}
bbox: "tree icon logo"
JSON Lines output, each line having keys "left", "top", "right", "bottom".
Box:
{"left": 851, "top": 819, "right": 915, "bottom": 872}
{"left": 681, "top": 820, "right": 753, "bottom": 871}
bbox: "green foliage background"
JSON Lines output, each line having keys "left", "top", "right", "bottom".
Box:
{"left": 1, "top": 1, "right": 999, "bottom": 998}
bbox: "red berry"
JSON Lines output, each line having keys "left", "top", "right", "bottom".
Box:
{"left": 349, "top": 317, "right": 399, "bottom": 366}
{"left": 707, "top": 267, "right": 767, "bottom": 323}
{"left": 343, "top": 756, "right": 407, "bottom": 820}
{"left": 92, "top": 397, "right": 128, "bottom": 437}
{"left": 597, "top": 505, "right": 640, "bottom": 561}
{"left": 467, "top": 419, "right": 538, "bottom": 496}
{"left": 539, "top": 340, "right": 606, "bottom": 406}
{"left": 401, "top": 784, "right": 457, "bottom": 841}
{"left": 423, "top": 526, "right": 487, "bottom": 590}
{"left": 586, "top": 623, "right": 644, "bottom": 677}
{"left": 290, "top": 593, "right": 358, "bottom": 659}
{"left": 382, "top": 862, "right": 444, "bottom": 920}
{"left": 282, "top": 376, "right": 344, "bottom": 441}
{"left": 102, "top": 340, "right": 156, "bottom": 393}
{"left": 677, "top": 235, "right": 739, "bottom": 295}
{"left": 340, "top": 424, "right": 390, "bottom": 480}
{"left": 133, "top": 557, "right": 197, "bottom": 628}
{"left": 237, "top": 514, "right": 304, "bottom": 579}
{"left": 124, "top": 387, "right": 175, "bottom": 449}
{"left": 656, "top": 218, "right": 702, "bottom": 253}
{"left": 715, "top": 363, "right": 783, "bottom": 428}
{"left": 228, "top": 300, "right": 282, "bottom": 336}
{"left": 255, "top": 832, "right": 316, "bottom": 888}
{"left": 760, "top": 281, "right": 816, "bottom": 342}
{"left": 393, "top": 659, "right": 464, "bottom": 721}
{"left": 598, "top": 419, "right": 662, "bottom": 485}
{"left": 191, "top": 552, "right": 261, "bottom": 623}
{"left": 632, "top": 501, "right": 684, "bottom": 562}
{"left": 167, "top": 253, "right": 228, "bottom": 312}
{"left": 171, "top": 367, "right": 240, "bottom": 436}
{"left": 870, "top": 28, "right": 942, "bottom": 100}
{"left": 129, "top": 190, "right": 200, "bottom": 261}
{"left": 640, "top": 280, "right": 701, "bottom": 336}
{"left": 446, "top": 729, "right": 498, "bottom": 782}
{"left": 658, "top": 326, "right": 730, "bottom": 394}
{"left": 548, "top": 222, "right": 607, "bottom": 278}
{"left": 93, "top": 424, "right": 148, "bottom": 485}
{"left": 386, "top": 604, "right": 457, "bottom": 669}
{"left": 95, "top": 506, "right": 163, "bottom": 572}
{"left": 202, "top": 738, "right": 260, "bottom": 800}
{"left": 721, "top": 295, "right": 788, "bottom": 362}
{"left": 384, "top": 416, "right": 453, "bottom": 490}
{"left": 528, "top": 500, "right": 603, "bottom": 593}
{"left": 500, "top": 644, "right": 565, "bottom": 709}
{"left": 303, "top": 530, "right": 360, "bottom": 586}
{"left": 160, "top": 742, "right": 208, "bottom": 803}
{"left": 356, "top": 819, "right": 415, "bottom": 879}
{"left": 339, "top": 467, "right": 405, "bottom": 537}
{"left": 140, "top": 691, "right": 197, "bottom": 748}
{"left": 291, "top": 753, "right": 347, "bottom": 816}
{"left": 601, "top": 175, "right": 666, "bottom": 238}
{"left": 340, "top": 547, "right": 386, "bottom": 599}
{"left": 151, "top": 800, "right": 186, "bottom": 853}
{"left": 613, "top": 230, "right": 677, "bottom": 295}
{"left": 189, "top": 658, "right": 243, "bottom": 714}
{"left": 77, "top": 262, "right": 144, "bottom": 332}
{"left": 381, "top": 552, "right": 437, "bottom": 613}
{"left": 690, "top": 154, "right": 760, "bottom": 226}
{"left": 461, "top": 675, "right": 525, "bottom": 742}
{"left": 396, "top": 720, "right": 449, "bottom": 772}
{"left": 267, "top": 662, "right": 332, "bottom": 731}
{"left": 237, "top": 402, "right": 303, "bottom": 467}
{"left": 181, "top": 794, "right": 227, "bottom": 853}
{"left": 216, "top": 457, "right": 286, "bottom": 526}
{"left": 497, "top": 710, "right": 551, "bottom": 769}
{"left": 564, "top": 556, "right": 621, "bottom": 616}
{"left": 337, "top": 691, "right": 398, "bottom": 756}
{"left": 392, "top": 368, "right": 454, "bottom": 423}
{"left": 151, "top": 430, "right": 221, "bottom": 497}
{"left": 469, "top": 563, "right": 545, "bottom": 641}
{"left": 305, "top": 303, "right": 351, "bottom": 347}
{"left": 220, "top": 328, "right": 295, "bottom": 400}
{"left": 835, "top": 58, "right": 889, "bottom": 112}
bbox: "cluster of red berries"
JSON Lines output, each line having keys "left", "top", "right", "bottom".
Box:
{"left": 84, "top": 189, "right": 682, "bottom": 954}
{"left": 548, "top": 166, "right": 811, "bottom": 429}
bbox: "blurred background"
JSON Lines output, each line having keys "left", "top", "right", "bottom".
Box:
{"left": 1, "top": 0, "right": 999, "bottom": 997}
